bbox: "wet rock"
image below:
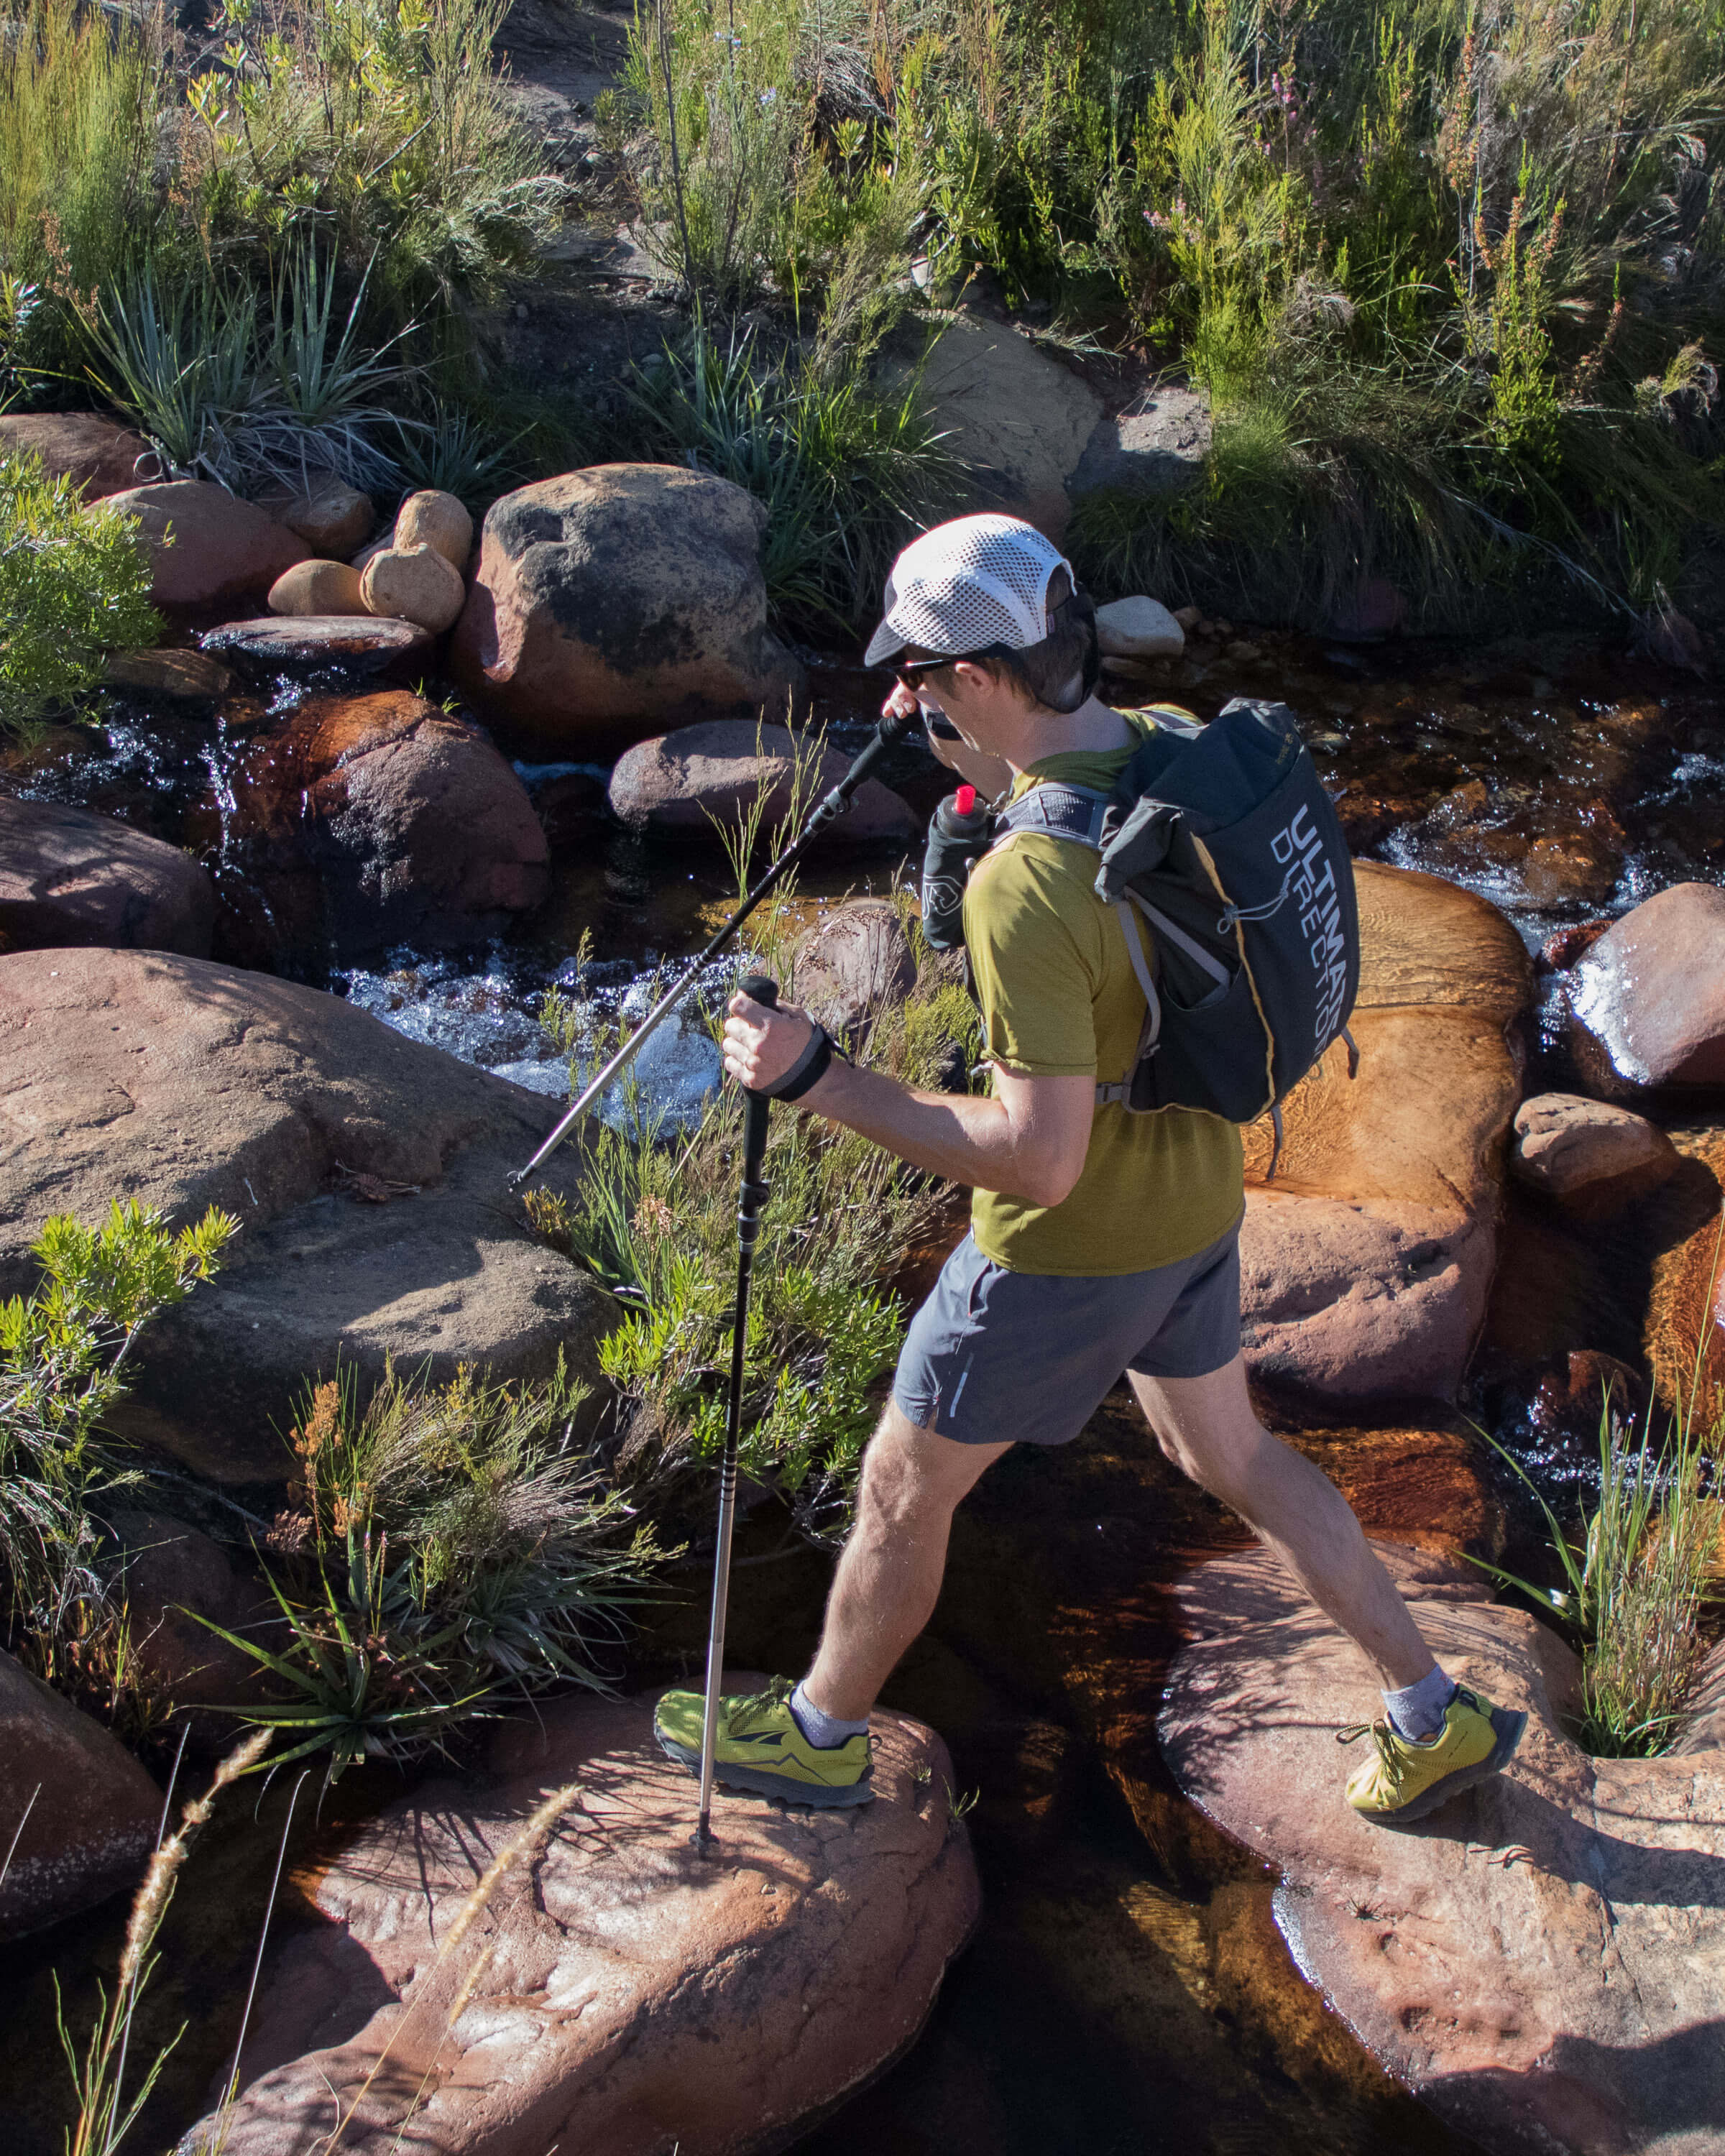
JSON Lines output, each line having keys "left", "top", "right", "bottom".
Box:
{"left": 102, "top": 647, "right": 236, "bottom": 701}
{"left": 1095, "top": 595, "right": 1185, "bottom": 660}
{"left": 0, "top": 411, "right": 154, "bottom": 499}
{"left": 395, "top": 489, "right": 472, "bottom": 568}
{"left": 267, "top": 558, "right": 367, "bottom": 617}
{"left": 1540, "top": 918, "right": 1611, "bottom": 972}
{"left": 200, "top": 614, "right": 433, "bottom": 683}
{"left": 1566, "top": 883, "right": 1725, "bottom": 1093}
{"left": 0, "top": 948, "right": 612, "bottom": 1481}
{"left": 891, "top": 311, "right": 1103, "bottom": 537}
{"left": 361, "top": 543, "right": 466, "bottom": 634}
{"left": 181, "top": 1683, "right": 980, "bottom": 2156}
{"left": 1067, "top": 384, "right": 1210, "bottom": 504}
{"left": 259, "top": 474, "right": 375, "bottom": 558}
{"left": 1238, "top": 862, "right": 1531, "bottom": 1407}
{"left": 99, "top": 481, "right": 310, "bottom": 609}
{"left": 1159, "top": 1543, "right": 1725, "bottom": 2156}
{"left": 1510, "top": 1092, "right": 1679, "bottom": 1217}
{"left": 791, "top": 898, "right": 919, "bottom": 1037}
{"left": 0, "top": 794, "right": 214, "bottom": 957}
{"left": 1519, "top": 825, "right": 1622, "bottom": 908}
{"left": 1528, "top": 1350, "right": 1647, "bottom": 1470}
{"left": 1292, "top": 1422, "right": 1503, "bottom": 1561}
{"left": 0, "top": 1646, "right": 160, "bottom": 1940}
{"left": 609, "top": 720, "right": 914, "bottom": 845}
{"left": 222, "top": 690, "right": 548, "bottom": 962}
{"left": 1646, "top": 605, "right": 1706, "bottom": 671}
{"left": 451, "top": 464, "right": 806, "bottom": 758}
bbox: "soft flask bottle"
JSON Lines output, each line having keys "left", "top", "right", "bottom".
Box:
{"left": 919, "top": 785, "right": 995, "bottom": 951}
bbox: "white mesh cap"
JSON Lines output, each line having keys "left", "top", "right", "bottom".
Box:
{"left": 865, "top": 514, "right": 1075, "bottom": 666}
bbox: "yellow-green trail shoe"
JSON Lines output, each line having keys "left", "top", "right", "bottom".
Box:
{"left": 1339, "top": 1685, "right": 1526, "bottom": 1823}
{"left": 653, "top": 1677, "right": 874, "bottom": 1808}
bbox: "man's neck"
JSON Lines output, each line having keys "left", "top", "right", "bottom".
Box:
{"left": 996, "top": 694, "right": 1133, "bottom": 779}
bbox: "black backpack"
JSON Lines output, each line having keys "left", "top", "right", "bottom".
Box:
{"left": 929, "top": 698, "right": 1361, "bottom": 1169}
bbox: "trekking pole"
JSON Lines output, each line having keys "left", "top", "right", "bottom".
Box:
{"left": 693, "top": 971, "right": 778, "bottom": 1854}
{"left": 509, "top": 712, "right": 921, "bottom": 1190}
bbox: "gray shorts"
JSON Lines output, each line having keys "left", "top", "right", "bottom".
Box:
{"left": 891, "top": 1222, "right": 1242, "bottom": 1448}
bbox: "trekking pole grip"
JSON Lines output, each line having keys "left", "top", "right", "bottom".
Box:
{"left": 737, "top": 973, "right": 777, "bottom": 1199}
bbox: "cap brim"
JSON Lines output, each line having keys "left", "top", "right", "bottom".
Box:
{"left": 863, "top": 617, "right": 909, "bottom": 667}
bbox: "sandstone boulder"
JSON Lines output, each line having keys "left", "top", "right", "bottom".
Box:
{"left": 0, "top": 1647, "right": 160, "bottom": 1940}
{"left": 1095, "top": 594, "right": 1185, "bottom": 659}
{"left": 201, "top": 614, "right": 433, "bottom": 683}
{"left": 1643, "top": 1124, "right": 1725, "bottom": 1425}
{"left": 0, "top": 411, "right": 152, "bottom": 499}
{"left": 1160, "top": 1543, "right": 1725, "bottom": 2156}
{"left": 395, "top": 488, "right": 472, "bottom": 568}
{"left": 1510, "top": 1092, "right": 1679, "bottom": 1216}
{"left": 1566, "top": 883, "right": 1725, "bottom": 1093}
{"left": 182, "top": 1683, "right": 979, "bottom": 2156}
{"left": 791, "top": 898, "right": 919, "bottom": 1036}
{"left": 259, "top": 474, "right": 375, "bottom": 558}
{"left": 0, "top": 948, "right": 612, "bottom": 1480}
{"left": 0, "top": 795, "right": 214, "bottom": 957}
{"left": 896, "top": 312, "right": 1103, "bottom": 538}
{"left": 609, "top": 721, "right": 914, "bottom": 846}
{"left": 1238, "top": 862, "right": 1532, "bottom": 1406}
{"left": 361, "top": 543, "right": 466, "bottom": 633}
{"left": 1065, "top": 385, "right": 1211, "bottom": 505}
{"left": 99, "top": 481, "right": 310, "bottom": 609}
{"left": 103, "top": 648, "right": 236, "bottom": 702}
{"left": 451, "top": 465, "right": 806, "bottom": 757}
{"left": 221, "top": 690, "right": 548, "bottom": 963}
{"left": 267, "top": 558, "right": 367, "bottom": 617}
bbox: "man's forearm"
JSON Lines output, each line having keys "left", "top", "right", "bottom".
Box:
{"left": 799, "top": 1057, "right": 1034, "bottom": 1199}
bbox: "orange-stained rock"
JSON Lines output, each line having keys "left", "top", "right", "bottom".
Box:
{"left": 451, "top": 465, "right": 806, "bottom": 757}
{"left": 98, "top": 480, "right": 310, "bottom": 608}
{"left": 0, "top": 949, "right": 610, "bottom": 1480}
{"left": 180, "top": 1684, "right": 980, "bottom": 2156}
{"left": 1643, "top": 1124, "right": 1725, "bottom": 1423}
{"left": 609, "top": 719, "right": 913, "bottom": 847}
{"left": 0, "top": 794, "right": 213, "bottom": 957}
{"left": 395, "top": 487, "right": 472, "bottom": 567}
{"left": 0, "top": 1647, "right": 161, "bottom": 1939}
{"left": 1238, "top": 863, "right": 1531, "bottom": 1406}
{"left": 1566, "top": 882, "right": 1725, "bottom": 1092}
{"left": 222, "top": 689, "right": 547, "bottom": 962}
{"left": 267, "top": 557, "right": 367, "bottom": 616}
{"left": 0, "top": 410, "right": 153, "bottom": 499}
{"left": 1160, "top": 1544, "right": 1725, "bottom": 2156}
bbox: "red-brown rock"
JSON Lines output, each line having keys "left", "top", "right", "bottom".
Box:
{"left": 1510, "top": 1090, "right": 1680, "bottom": 1217}
{"left": 609, "top": 721, "right": 913, "bottom": 847}
{"left": 0, "top": 794, "right": 213, "bottom": 956}
{"left": 107, "top": 1510, "right": 283, "bottom": 1751}
{"left": 221, "top": 690, "right": 548, "bottom": 962}
{"left": 0, "top": 1646, "right": 160, "bottom": 1940}
{"left": 1238, "top": 862, "right": 1531, "bottom": 1406}
{"left": 1540, "top": 919, "right": 1611, "bottom": 973}
{"left": 0, "top": 948, "right": 612, "bottom": 1480}
{"left": 1644, "top": 1125, "right": 1725, "bottom": 1424}
{"left": 451, "top": 465, "right": 806, "bottom": 757}
{"left": 1565, "top": 883, "right": 1725, "bottom": 1092}
{"left": 100, "top": 481, "right": 310, "bottom": 609}
{"left": 258, "top": 474, "right": 376, "bottom": 558}
{"left": 0, "top": 411, "right": 153, "bottom": 499}
{"left": 1160, "top": 1544, "right": 1725, "bottom": 2156}
{"left": 182, "top": 1683, "right": 980, "bottom": 2156}
{"left": 791, "top": 898, "right": 919, "bottom": 1036}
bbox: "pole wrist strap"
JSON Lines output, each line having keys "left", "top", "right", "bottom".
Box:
{"left": 760, "top": 1020, "right": 843, "bottom": 1102}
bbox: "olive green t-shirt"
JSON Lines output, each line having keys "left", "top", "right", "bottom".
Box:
{"left": 964, "top": 708, "right": 1245, "bottom": 1276}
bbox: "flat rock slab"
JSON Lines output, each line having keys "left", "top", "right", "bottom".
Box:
{"left": 201, "top": 614, "right": 433, "bottom": 682}
{"left": 187, "top": 1684, "right": 980, "bottom": 2156}
{"left": 1160, "top": 1544, "right": 1725, "bottom": 2155}
{"left": 0, "top": 793, "right": 214, "bottom": 957}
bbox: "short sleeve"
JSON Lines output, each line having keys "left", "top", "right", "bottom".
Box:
{"left": 962, "top": 839, "right": 1105, "bottom": 1077}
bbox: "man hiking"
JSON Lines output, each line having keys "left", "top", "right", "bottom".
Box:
{"left": 653, "top": 512, "right": 1524, "bottom": 1825}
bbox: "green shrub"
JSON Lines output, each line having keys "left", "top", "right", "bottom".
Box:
{"left": 0, "top": 450, "right": 162, "bottom": 739}
{"left": 199, "top": 1360, "right": 666, "bottom": 1776}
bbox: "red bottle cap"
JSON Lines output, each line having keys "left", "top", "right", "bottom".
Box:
{"left": 955, "top": 784, "right": 977, "bottom": 816}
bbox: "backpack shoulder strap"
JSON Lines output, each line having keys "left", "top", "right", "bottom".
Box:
{"left": 990, "top": 782, "right": 1108, "bottom": 854}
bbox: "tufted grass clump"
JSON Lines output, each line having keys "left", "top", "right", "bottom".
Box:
{"left": 196, "top": 1360, "right": 667, "bottom": 1778}
{"left": 0, "top": 450, "right": 161, "bottom": 740}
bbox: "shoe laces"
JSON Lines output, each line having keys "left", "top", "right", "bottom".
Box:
{"left": 1336, "top": 1718, "right": 1405, "bottom": 1792}
{"left": 727, "top": 1674, "right": 796, "bottom": 1735}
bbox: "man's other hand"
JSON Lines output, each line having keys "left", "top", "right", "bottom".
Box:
{"left": 723, "top": 990, "right": 818, "bottom": 1095}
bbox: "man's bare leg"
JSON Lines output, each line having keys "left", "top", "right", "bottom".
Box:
{"left": 1130, "top": 1351, "right": 1435, "bottom": 1692}
{"left": 801, "top": 1402, "right": 1008, "bottom": 1723}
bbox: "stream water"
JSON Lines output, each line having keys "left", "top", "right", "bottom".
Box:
{"left": 3, "top": 625, "right": 1722, "bottom": 2153}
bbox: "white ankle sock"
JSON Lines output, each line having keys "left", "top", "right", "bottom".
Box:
{"left": 1384, "top": 1665, "right": 1458, "bottom": 1743}
{"left": 789, "top": 1680, "right": 869, "bottom": 1750}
